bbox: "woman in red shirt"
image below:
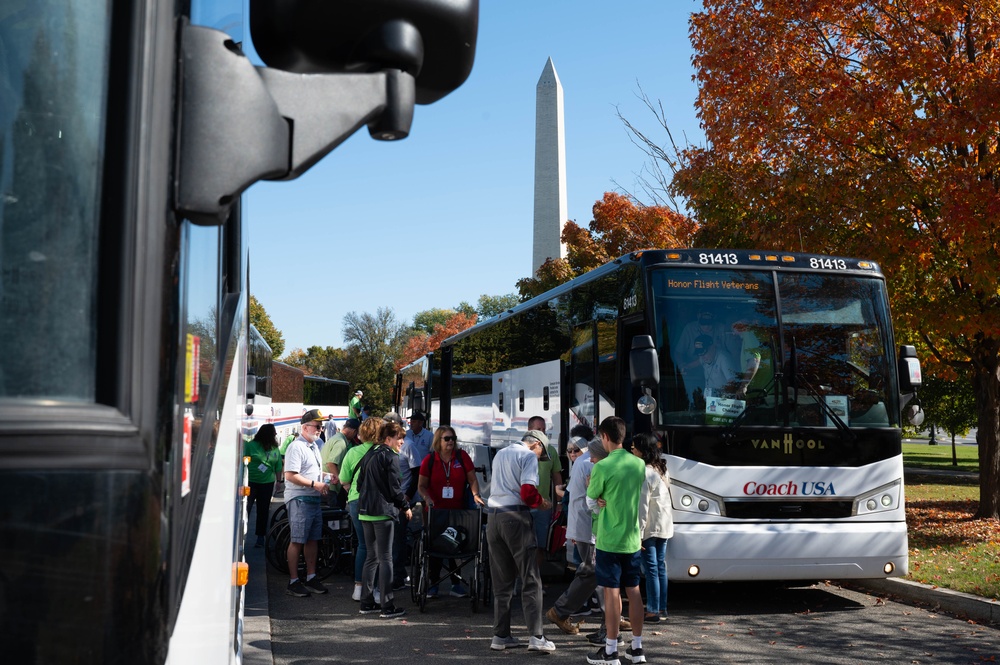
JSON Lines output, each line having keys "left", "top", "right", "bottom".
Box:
{"left": 417, "top": 426, "right": 486, "bottom": 597}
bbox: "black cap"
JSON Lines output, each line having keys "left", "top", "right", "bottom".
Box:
{"left": 300, "top": 408, "right": 327, "bottom": 424}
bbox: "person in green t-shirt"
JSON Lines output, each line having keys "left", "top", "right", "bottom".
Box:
{"left": 348, "top": 389, "right": 364, "bottom": 420}
{"left": 244, "top": 424, "right": 282, "bottom": 548}
{"left": 339, "top": 417, "right": 379, "bottom": 601}
{"left": 586, "top": 416, "right": 648, "bottom": 665}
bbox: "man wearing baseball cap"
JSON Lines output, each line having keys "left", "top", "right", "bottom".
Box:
{"left": 485, "top": 429, "right": 555, "bottom": 653}
{"left": 348, "top": 390, "right": 364, "bottom": 420}
{"left": 282, "top": 408, "right": 331, "bottom": 597}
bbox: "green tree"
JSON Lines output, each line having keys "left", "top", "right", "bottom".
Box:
{"left": 413, "top": 308, "right": 455, "bottom": 335}
{"left": 250, "top": 295, "right": 285, "bottom": 358}
{"left": 475, "top": 293, "right": 519, "bottom": 318}
{"left": 342, "top": 307, "right": 408, "bottom": 414}
{"left": 920, "top": 372, "right": 978, "bottom": 466}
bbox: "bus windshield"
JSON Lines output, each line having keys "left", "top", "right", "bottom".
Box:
{"left": 650, "top": 268, "right": 896, "bottom": 428}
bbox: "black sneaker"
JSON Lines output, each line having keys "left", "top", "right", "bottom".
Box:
{"left": 624, "top": 646, "right": 646, "bottom": 663}
{"left": 286, "top": 580, "right": 310, "bottom": 597}
{"left": 359, "top": 602, "right": 381, "bottom": 615}
{"left": 301, "top": 577, "right": 327, "bottom": 594}
{"left": 586, "top": 645, "right": 620, "bottom": 665}
{"left": 379, "top": 605, "right": 406, "bottom": 619}
{"left": 586, "top": 630, "right": 624, "bottom": 646}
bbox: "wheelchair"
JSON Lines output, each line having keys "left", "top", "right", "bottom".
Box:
{"left": 409, "top": 507, "right": 491, "bottom": 612}
{"left": 264, "top": 504, "right": 354, "bottom": 580}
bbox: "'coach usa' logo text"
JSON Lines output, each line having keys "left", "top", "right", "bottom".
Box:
{"left": 743, "top": 481, "right": 837, "bottom": 496}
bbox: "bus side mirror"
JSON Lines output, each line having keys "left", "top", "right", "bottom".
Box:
{"left": 630, "top": 335, "right": 660, "bottom": 387}
{"left": 897, "top": 345, "right": 922, "bottom": 392}
{"left": 630, "top": 335, "right": 659, "bottom": 416}
{"left": 247, "top": 371, "right": 257, "bottom": 401}
{"left": 250, "top": 0, "right": 479, "bottom": 105}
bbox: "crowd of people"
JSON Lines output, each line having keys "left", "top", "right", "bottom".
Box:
{"left": 255, "top": 403, "right": 674, "bottom": 664}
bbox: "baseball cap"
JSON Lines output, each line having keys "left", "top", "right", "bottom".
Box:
{"left": 343, "top": 418, "right": 361, "bottom": 430}
{"left": 354, "top": 390, "right": 363, "bottom": 397}
{"left": 523, "top": 430, "right": 550, "bottom": 459}
{"left": 693, "top": 334, "right": 714, "bottom": 356}
{"left": 383, "top": 412, "right": 404, "bottom": 425}
{"left": 409, "top": 410, "right": 426, "bottom": 421}
{"left": 300, "top": 408, "right": 327, "bottom": 424}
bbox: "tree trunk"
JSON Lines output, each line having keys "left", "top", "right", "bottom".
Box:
{"left": 970, "top": 338, "right": 1000, "bottom": 519}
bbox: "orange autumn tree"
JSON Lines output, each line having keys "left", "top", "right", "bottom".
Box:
{"left": 517, "top": 191, "right": 696, "bottom": 299}
{"left": 398, "top": 311, "right": 478, "bottom": 368}
{"left": 670, "top": 1, "right": 1000, "bottom": 517}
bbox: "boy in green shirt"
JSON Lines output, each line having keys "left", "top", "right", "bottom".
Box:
{"left": 586, "top": 416, "right": 648, "bottom": 665}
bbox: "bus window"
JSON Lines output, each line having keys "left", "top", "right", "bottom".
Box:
{"left": 0, "top": 0, "right": 112, "bottom": 401}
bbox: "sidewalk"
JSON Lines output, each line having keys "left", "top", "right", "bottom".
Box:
{"left": 243, "top": 509, "right": 273, "bottom": 665}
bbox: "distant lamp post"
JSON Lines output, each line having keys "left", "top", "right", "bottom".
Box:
{"left": 928, "top": 424, "right": 937, "bottom": 445}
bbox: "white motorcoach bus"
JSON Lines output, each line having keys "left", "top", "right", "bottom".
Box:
{"left": 395, "top": 249, "right": 924, "bottom": 582}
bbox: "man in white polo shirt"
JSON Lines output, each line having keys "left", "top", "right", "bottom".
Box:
{"left": 486, "top": 430, "right": 555, "bottom": 654}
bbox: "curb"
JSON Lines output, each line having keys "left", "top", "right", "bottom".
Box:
{"left": 844, "top": 577, "right": 1000, "bottom": 625}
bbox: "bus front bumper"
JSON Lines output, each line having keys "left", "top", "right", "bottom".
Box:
{"left": 667, "top": 520, "right": 908, "bottom": 582}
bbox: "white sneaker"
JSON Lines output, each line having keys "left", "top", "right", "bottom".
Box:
{"left": 352, "top": 584, "right": 362, "bottom": 602}
{"left": 528, "top": 636, "right": 556, "bottom": 653}
{"left": 490, "top": 635, "right": 522, "bottom": 651}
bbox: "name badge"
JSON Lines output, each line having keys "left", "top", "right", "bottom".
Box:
{"left": 442, "top": 486, "right": 454, "bottom": 499}
{"left": 258, "top": 463, "right": 269, "bottom": 473}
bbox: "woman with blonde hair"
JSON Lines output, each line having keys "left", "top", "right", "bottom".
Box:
{"left": 340, "top": 417, "right": 384, "bottom": 602}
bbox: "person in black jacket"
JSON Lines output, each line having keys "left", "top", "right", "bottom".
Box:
{"left": 357, "top": 420, "right": 412, "bottom": 618}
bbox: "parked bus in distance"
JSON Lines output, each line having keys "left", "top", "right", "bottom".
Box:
{"left": 396, "top": 249, "right": 924, "bottom": 582}
{"left": 245, "top": 348, "right": 351, "bottom": 441}
{"left": 0, "top": 1, "right": 478, "bottom": 662}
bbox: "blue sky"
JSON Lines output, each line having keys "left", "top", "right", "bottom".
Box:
{"left": 245, "top": 1, "right": 706, "bottom": 354}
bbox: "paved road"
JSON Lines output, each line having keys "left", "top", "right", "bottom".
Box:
{"left": 246, "top": 545, "right": 1000, "bottom": 664}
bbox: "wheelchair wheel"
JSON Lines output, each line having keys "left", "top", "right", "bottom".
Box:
{"left": 265, "top": 520, "right": 290, "bottom": 574}
{"left": 418, "top": 540, "right": 430, "bottom": 613}
{"left": 477, "top": 536, "right": 492, "bottom": 606}
{"left": 269, "top": 502, "right": 288, "bottom": 531}
{"left": 409, "top": 535, "right": 423, "bottom": 604}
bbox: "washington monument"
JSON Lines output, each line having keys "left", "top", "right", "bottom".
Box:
{"left": 532, "top": 58, "right": 568, "bottom": 275}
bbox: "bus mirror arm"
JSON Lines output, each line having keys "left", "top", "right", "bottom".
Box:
{"left": 176, "top": 24, "right": 415, "bottom": 224}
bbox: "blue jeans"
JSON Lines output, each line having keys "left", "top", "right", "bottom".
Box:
{"left": 640, "top": 537, "right": 668, "bottom": 613}
{"left": 349, "top": 500, "right": 366, "bottom": 583}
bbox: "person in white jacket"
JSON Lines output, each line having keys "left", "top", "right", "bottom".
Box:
{"left": 633, "top": 433, "right": 674, "bottom": 623}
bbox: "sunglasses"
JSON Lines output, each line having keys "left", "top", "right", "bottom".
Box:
{"left": 567, "top": 447, "right": 581, "bottom": 453}
{"left": 443, "top": 436, "right": 457, "bottom": 442}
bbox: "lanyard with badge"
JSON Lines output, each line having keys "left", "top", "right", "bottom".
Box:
{"left": 257, "top": 446, "right": 274, "bottom": 475}
{"left": 440, "top": 453, "right": 456, "bottom": 499}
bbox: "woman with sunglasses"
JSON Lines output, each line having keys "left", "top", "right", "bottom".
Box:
{"left": 417, "top": 426, "right": 485, "bottom": 597}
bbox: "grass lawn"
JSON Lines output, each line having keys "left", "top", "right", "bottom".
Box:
{"left": 904, "top": 476, "right": 1000, "bottom": 601}
{"left": 903, "top": 442, "right": 979, "bottom": 473}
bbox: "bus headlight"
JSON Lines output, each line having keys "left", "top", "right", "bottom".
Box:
{"left": 854, "top": 480, "right": 901, "bottom": 515}
{"left": 670, "top": 481, "right": 723, "bottom": 516}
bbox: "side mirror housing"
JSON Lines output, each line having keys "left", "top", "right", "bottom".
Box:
{"left": 630, "top": 335, "right": 660, "bottom": 387}
{"left": 250, "top": 0, "right": 479, "bottom": 104}
{"left": 897, "top": 345, "right": 922, "bottom": 392}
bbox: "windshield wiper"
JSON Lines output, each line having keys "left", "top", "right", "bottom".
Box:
{"left": 789, "top": 336, "right": 855, "bottom": 440}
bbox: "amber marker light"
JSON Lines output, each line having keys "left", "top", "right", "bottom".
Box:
{"left": 666, "top": 252, "right": 682, "bottom": 260}
{"left": 781, "top": 255, "right": 795, "bottom": 262}
{"left": 240, "top": 486, "right": 251, "bottom": 497}
{"left": 233, "top": 562, "right": 249, "bottom": 586}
